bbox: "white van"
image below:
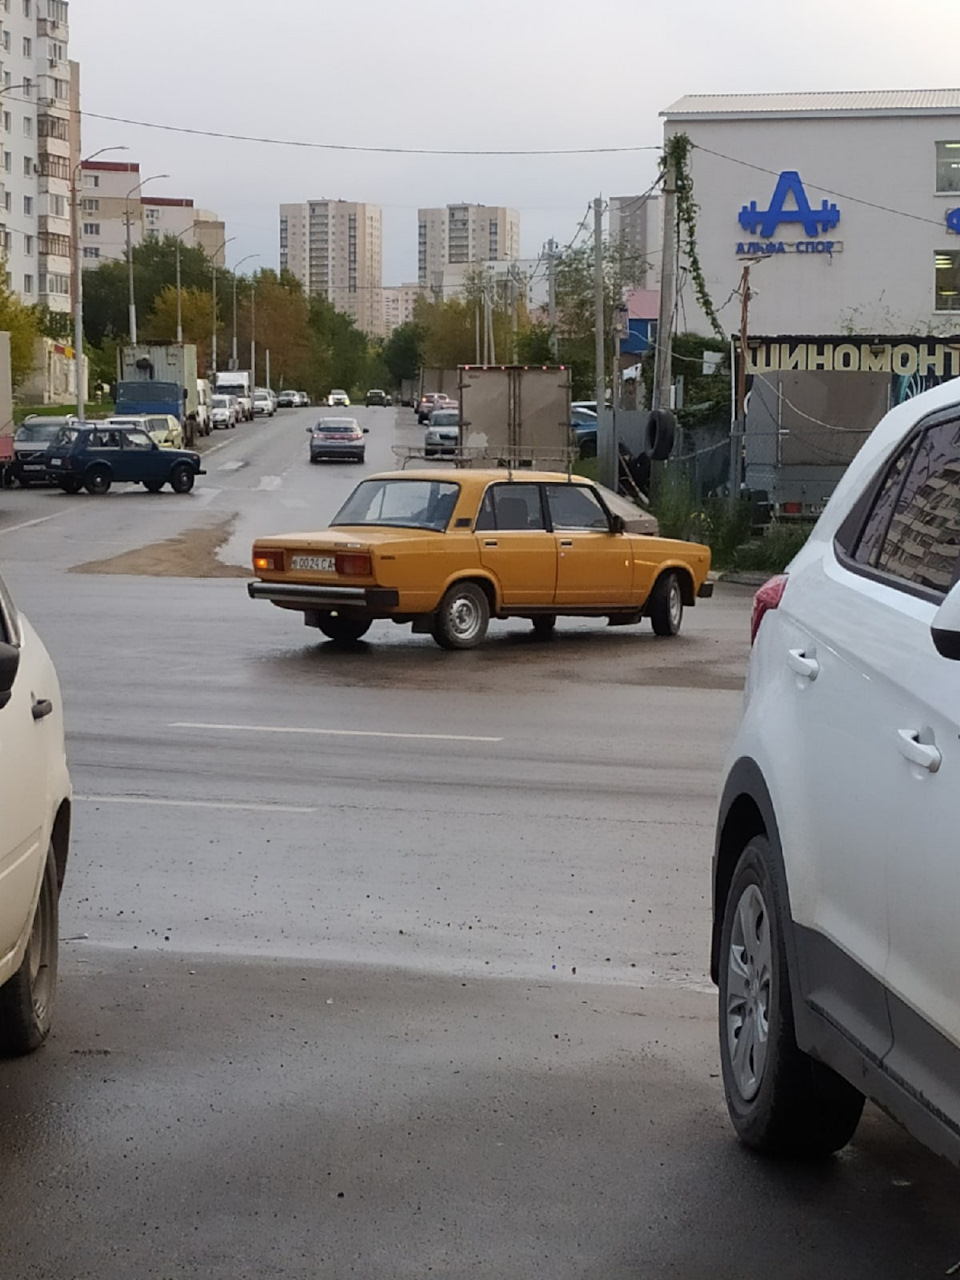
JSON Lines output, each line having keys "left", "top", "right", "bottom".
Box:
{"left": 196, "top": 379, "right": 213, "bottom": 437}
{"left": 0, "top": 572, "right": 71, "bottom": 1055}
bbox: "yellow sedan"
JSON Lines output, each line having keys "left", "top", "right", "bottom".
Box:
{"left": 249, "top": 470, "right": 713, "bottom": 648}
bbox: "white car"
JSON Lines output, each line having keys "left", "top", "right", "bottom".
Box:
{"left": 253, "top": 390, "right": 274, "bottom": 418}
{"left": 714, "top": 378, "right": 960, "bottom": 1165}
{"left": 0, "top": 572, "right": 71, "bottom": 1055}
{"left": 210, "top": 395, "right": 237, "bottom": 430}
{"left": 327, "top": 389, "right": 350, "bottom": 407}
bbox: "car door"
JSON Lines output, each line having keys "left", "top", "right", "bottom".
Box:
{"left": 86, "top": 428, "right": 122, "bottom": 478}
{"left": 475, "top": 483, "right": 557, "bottom": 606}
{"left": 837, "top": 415, "right": 960, "bottom": 1111}
{"left": 544, "top": 483, "right": 634, "bottom": 607}
{"left": 120, "top": 427, "right": 160, "bottom": 481}
{"left": 0, "top": 576, "right": 48, "bottom": 960}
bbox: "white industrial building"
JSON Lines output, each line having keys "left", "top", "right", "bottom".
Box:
{"left": 661, "top": 90, "right": 960, "bottom": 338}
{"left": 0, "top": 0, "right": 77, "bottom": 314}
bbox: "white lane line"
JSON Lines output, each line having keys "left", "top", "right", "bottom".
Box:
{"left": 76, "top": 794, "right": 316, "bottom": 814}
{"left": 218, "top": 459, "right": 248, "bottom": 472}
{"left": 256, "top": 476, "right": 282, "bottom": 491}
{"left": 0, "top": 511, "right": 66, "bottom": 537}
{"left": 170, "top": 722, "right": 505, "bottom": 744}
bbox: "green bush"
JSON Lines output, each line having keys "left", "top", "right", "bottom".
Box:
{"left": 729, "top": 523, "right": 815, "bottom": 574}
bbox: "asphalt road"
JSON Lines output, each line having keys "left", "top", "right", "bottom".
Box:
{"left": 1, "top": 406, "right": 958, "bottom": 1279}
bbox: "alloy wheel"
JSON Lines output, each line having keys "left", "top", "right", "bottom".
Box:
{"left": 725, "top": 883, "right": 772, "bottom": 1101}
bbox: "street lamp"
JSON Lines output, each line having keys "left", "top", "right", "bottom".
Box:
{"left": 125, "top": 172, "right": 169, "bottom": 344}
{"left": 210, "top": 236, "right": 236, "bottom": 377}
{"left": 231, "top": 253, "right": 259, "bottom": 370}
{"left": 71, "top": 145, "right": 128, "bottom": 423}
{"left": 169, "top": 224, "right": 196, "bottom": 345}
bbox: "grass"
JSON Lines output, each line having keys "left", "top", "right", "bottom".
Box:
{"left": 14, "top": 401, "right": 115, "bottom": 423}
{"left": 727, "top": 522, "right": 815, "bottom": 574}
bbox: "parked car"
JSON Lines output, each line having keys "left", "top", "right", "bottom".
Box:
{"left": 365, "top": 389, "right": 390, "bottom": 407}
{"left": 107, "top": 414, "right": 184, "bottom": 450}
{"left": 424, "top": 408, "right": 460, "bottom": 457}
{"left": 249, "top": 469, "right": 712, "bottom": 648}
{"left": 211, "top": 395, "right": 237, "bottom": 430}
{"left": 7, "top": 417, "right": 75, "bottom": 487}
{"left": 253, "top": 390, "right": 275, "bottom": 418}
{"left": 45, "top": 423, "right": 206, "bottom": 495}
{"left": 417, "top": 393, "right": 440, "bottom": 424}
{"left": 0, "top": 569, "right": 71, "bottom": 1056}
{"left": 713, "top": 378, "right": 960, "bottom": 1166}
{"left": 328, "top": 389, "right": 350, "bottom": 407}
{"left": 278, "top": 389, "right": 298, "bottom": 409}
{"left": 571, "top": 407, "right": 599, "bottom": 459}
{"left": 307, "top": 417, "right": 368, "bottom": 465}
{"left": 296, "top": 392, "right": 311, "bottom": 407}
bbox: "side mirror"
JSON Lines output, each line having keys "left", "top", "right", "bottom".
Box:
{"left": 306, "top": 426, "right": 314, "bottom": 433}
{"left": 931, "top": 582, "right": 960, "bottom": 659}
{"left": 610, "top": 514, "right": 626, "bottom": 534}
{"left": 363, "top": 428, "right": 370, "bottom": 435}
{"left": 0, "top": 639, "right": 20, "bottom": 711}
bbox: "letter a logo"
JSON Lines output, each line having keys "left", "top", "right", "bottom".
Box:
{"left": 739, "top": 172, "right": 841, "bottom": 239}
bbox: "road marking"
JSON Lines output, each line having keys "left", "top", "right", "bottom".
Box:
{"left": 76, "top": 794, "right": 316, "bottom": 814}
{"left": 170, "top": 722, "right": 505, "bottom": 743}
{"left": 0, "top": 511, "right": 66, "bottom": 537}
{"left": 256, "top": 476, "right": 282, "bottom": 491}
{"left": 218, "top": 460, "right": 248, "bottom": 472}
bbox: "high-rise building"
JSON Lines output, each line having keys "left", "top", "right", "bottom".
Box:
{"left": 609, "top": 195, "right": 660, "bottom": 288}
{"left": 417, "top": 204, "right": 520, "bottom": 292}
{"left": 0, "top": 0, "right": 75, "bottom": 312}
{"left": 381, "top": 282, "right": 422, "bottom": 336}
{"left": 279, "top": 199, "right": 382, "bottom": 335}
{"left": 80, "top": 160, "right": 226, "bottom": 267}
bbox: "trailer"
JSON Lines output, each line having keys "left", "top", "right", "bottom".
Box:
{"left": 457, "top": 364, "right": 573, "bottom": 471}
{"left": 118, "top": 344, "right": 204, "bottom": 446}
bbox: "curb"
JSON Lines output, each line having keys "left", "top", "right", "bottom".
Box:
{"left": 717, "top": 571, "right": 770, "bottom": 587}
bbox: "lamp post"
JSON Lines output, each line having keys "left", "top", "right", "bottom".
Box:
{"left": 210, "top": 236, "right": 236, "bottom": 378}
{"left": 125, "top": 172, "right": 169, "bottom": 344}
{"left": 231, "top": 253, "right": 259, "bottom": 370}
{"left": 171, "top": 224, "right": 195, "bottom": 345}
{"left": 71, "top": 145, "right": 127, "bottom": 423}
{"left": 250, "top": 279, "right": 257, "bottom": 387}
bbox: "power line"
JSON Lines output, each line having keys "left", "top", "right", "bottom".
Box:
{"left": 80, "top": 109, "right": 662, "bottom": 158}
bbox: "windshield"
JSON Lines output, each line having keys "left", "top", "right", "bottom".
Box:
{"left": 16, "top": 422, "right": 63, "bottom": 442}
{"left": 333, "top": 479, "right": 460, "bottom": 532}
{"left": 218, "top": 384, "right": 245, "bottom": 396}
{"left": 430, "top": 412, "right": 459, "bottom": 427}
{"left": 212, "top": 397, "right": 229, "bottom": 408}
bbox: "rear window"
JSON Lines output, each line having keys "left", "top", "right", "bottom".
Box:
{"left": 333, "top": 478, "right": 460, "bottom": 532}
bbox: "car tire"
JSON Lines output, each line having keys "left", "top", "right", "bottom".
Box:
{"left": 432, "top": 581, "right": 490, "bottom": 650}
{"left": 18, "top": 476, "right": 32, "bottom": 488}
{"left": 58, "top": 477, "right": 83, "bottom": 494}
{"left": 645, "top": 409, "right": 677, "bottom": 462}
{"left": 83, "top": 466, "right": 111, "bottom": 496}
{"left": 317, "top": 614, "right": 372, "bottom": 644}
{"left": 718, "top": 836, "right": 865, "bottom": 1156}
{"left": 170, "top": 465, "right": 195, "bottom": 494}
{"left": 143, "top": 479, "right": 165, "bottom": 493}
{"left": 0, "top": 842, "right": 59, "bottom": 1057}
{"left": 531, "top": 614, "right": 557, "bottom": 635}
{"left": 649, "top": 571, "right": 683, "bottom": 636}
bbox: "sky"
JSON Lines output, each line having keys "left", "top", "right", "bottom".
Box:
{"left": 72, "top": 0, "right": 960, "bottom": 286}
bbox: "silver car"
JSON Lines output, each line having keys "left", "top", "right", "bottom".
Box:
{"left": 308, "top": 417, "right": 368, "bottom": 464}
{"left": 424, "top": 408, "right": 460, "bottom": 457}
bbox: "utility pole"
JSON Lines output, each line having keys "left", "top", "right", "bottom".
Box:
{"left": 730, "top": 263, "right": 751, "bottom": 512}
{"left": 546, "top": 238, "right": 558, "bottom": 360}
{"left": 510, "top": 267, "right": 519, "bottom": 363}
{"left": 594, "top": 197, "right": 615, "bottom": 489}
{"left": 250, "top": 282, "right": 256, "bottom": 386}
{"left": 652, "top": 148, "right": 678, "bottom": 412}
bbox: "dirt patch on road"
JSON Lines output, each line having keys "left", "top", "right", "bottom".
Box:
{"left": 71, "top": 515, "right": 251, "bottom": 579}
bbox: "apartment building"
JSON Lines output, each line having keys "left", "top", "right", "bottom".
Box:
{"left": 0, "top": 0, "right": 75, "bottom": 313}
{"left": 279, "top": 199, "right": 383, "bottom": 335}
{"left": 80, "top": 160, "right": 226, "bottom": 266}
{"left": 609, "top": 194, "right": 661, "bottom": 287}
{"left": 381, "top": 282, "right": 421, "bottom": 336}
{"left": 417, "top": 204, "right": 520, "bottom": 292}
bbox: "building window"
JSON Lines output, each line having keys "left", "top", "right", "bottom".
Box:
{"left": 50, "top": 194, "right": 64, "bottom": 216}
{"left": 23, "top": 234, "right": 32, "bottom": 255}
{"left": 23, "top": 157, "right": 32, "bottom": 177}
{"left": 3, "top": 152, "right": 11, "bottom": 174}
{"left": 21, "top": 79, "right": 31, "bottom": 98}
{"left": 83, "top": 246, "right": 100, "bottom": 260}
{"left": 82, "top": 197, "right": 98, "bottom": 212}
{"left": 22, "top": 274, "right": 32, "bottom": 294}
{"left": 936, "top": 250, "right": 960, "bottom": 310}
{"left": 83, "top": 222, "right": 100, "bottom": 236}
{"left": 1, "top": 31, "right": 9, "bottom": 52}
{"left": 22, "top": 0, "right": 31, "bottom": 14}
{"left": 22, "top": 36, "right": 31, "bottom": 57}
{"left": 3, "top": 231, "right": 10, "bottom": 252}
{"left": 22, "top": 117, "right": 31, "bottom": 138}
{"left": 22, "top": 195, "right": 31, "bottom": 215}
{"left": 937, "top": 142, "right": 960, "bottom": 194}
{"left": 85, "top": 173, "right": 99, "bottom": 189}
{"left": 3, "top": 192, "right": 9, "bottom": 213}
{"left": 2, "top": 112, "right": 8, "bottom": 133}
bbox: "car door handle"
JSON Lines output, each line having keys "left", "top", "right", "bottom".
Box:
{"left": 787, "top": 648, "right": 819, "bottom": 680}
{"left": 896, "top": 730, "right": 942, "bottom": 773}
{"left": 559, "top": 539, "right": 573, "bottom": 547}
{"left": 31, "top": 698, "right": 53, "bottom": 721}
{"left": 483, "top": 539, "right": 498, "bottom": 547}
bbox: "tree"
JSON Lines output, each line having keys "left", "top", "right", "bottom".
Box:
{"left": 141, "top": 286, "right": 217, "bottom": 370}
{"left": 554, "top": 237, "right": 648, "bottom": 397}
{"left": 0, "top": 272, "right": 39, "bottom": 388}
{"left": 382, "top": 322, "right": 423, "bottom": 386}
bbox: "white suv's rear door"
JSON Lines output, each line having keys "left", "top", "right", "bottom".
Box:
{"left": 0, "top": 580, "right": 50, "bottom": 962}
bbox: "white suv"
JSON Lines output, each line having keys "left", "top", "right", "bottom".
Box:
{"left": 714, "top": 378, "right": 960, "bottom": 1163}
{"left": 0, "top": 573, "right": 71, "bottom": 1055}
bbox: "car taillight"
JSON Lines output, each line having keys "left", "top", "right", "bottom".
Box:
{"left": 750, "top": 574, "right": 788, "bottom": 645}
{"left": 336, "top": 552, "right": 372, "bottom": 576}
{"left": 254, "top": 550, "right": 283, "bottom": 572}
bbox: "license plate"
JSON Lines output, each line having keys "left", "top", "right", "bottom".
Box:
{"left": 49, "top": 458, "right": 62, "bottom": 466}
{"left": 291, "top": 555, "right": 335, "bottom": 572}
